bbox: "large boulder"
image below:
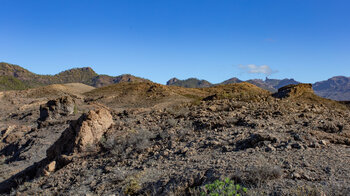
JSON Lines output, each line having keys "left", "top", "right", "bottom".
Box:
{"left": 39, "top": 96, "right": 75, "bottom": 121}
{"left": 46, "top": 108, "right": 113, "bottom": 160}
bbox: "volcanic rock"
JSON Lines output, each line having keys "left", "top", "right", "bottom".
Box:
{"left": 39, "top": 96, "right": 75, "bottom": 121}
{"left": 46, "top": 108, "right": 113, "bottom": 160}
{"left": 273, "top": 83, "right": 314, "bottom": 98}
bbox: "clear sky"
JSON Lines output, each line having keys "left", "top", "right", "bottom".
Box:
{"left": 1, "top": 0, "right": 349, "bottom": 84}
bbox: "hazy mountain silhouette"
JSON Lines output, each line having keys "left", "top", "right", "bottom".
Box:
{"left": 313, "top": 76, "right": 350, "bottom": 101}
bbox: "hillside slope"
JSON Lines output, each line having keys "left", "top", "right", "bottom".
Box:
{"left": 0, "top": 76, "right": 30, "bottom": 90}
{"left": 1, "top": 82, "right": 350, "bottom": 195}
{"left": 0, "top": 62, "right": 149, "bottom": 90}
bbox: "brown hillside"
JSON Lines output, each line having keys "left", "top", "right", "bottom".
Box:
{"left": 203, "top": 82, "right": 270, "bottom": 101}
{"left": 84, "top": 82, "right": 207, "bottom": 109}
{"left": 0, "top": 62, "right": 36, "bottom": 79}
{"left": 91, "top": 74, "right": 150, "bottom": 88}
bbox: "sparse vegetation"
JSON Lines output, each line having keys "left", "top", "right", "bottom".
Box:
{"left": 100, "top": 128, "right": 154, "bottom": 157}
{"left": 292, "top": 185, "right": 324, "bottom": 196}
{"left": 168, "top": 78, "right": 212, "bottom": 88}
{"left": 0, "top": 76, "right": 29, "bottom": 90}
{"left": 245, "top": 166, "right": 282, "bottom": 186}
{"left": 200, "top": 178, "right": 248, "bottom": 196}
{"left": 123, "top": 177, "right": 142, "bottom": 195}
{"left": 1, "top": 68, "right": 350, "bottom": 196}
{"left": 73, "top": 104, "right": 78, "bottom": 115}
{"left": 0, "top": 62, "right": 148, "bottom": 90}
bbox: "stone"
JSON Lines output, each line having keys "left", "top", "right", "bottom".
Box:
{"left": 208, "top": 105, "right": 217, "bottom": 112}
{"left": 46, "top": 161, "right": 56, "bottom": 172}
{"left": 309, "top": 142, "right": 320, "bottom": 148}
{"left": 47, "top": 108, "right": 114, "bottom": 160}
{"left": 265, "top": 144, "right": 276, "bottom": 152}
{"left": 39, "top": 96, "right": 75, "bottom": 121}
{"left": 292, "top": 172, "right": 301, "bottom": 179}
{"left": 74, "top": 109, "right": 114, "bottom": 152}
{"left": 293, "top": 134, "right": 302, "bottom": 141}
{"left": 273, "top": 83, "right": 314, "bottom": 99}
{"left": 319, "top": 140, "right": 329, "bottom": 146}
{"left": 291, "top": 143, "right": 302, "bottom": 149}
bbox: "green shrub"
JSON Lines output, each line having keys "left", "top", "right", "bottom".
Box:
{"left": 201, "top": 178, "right": 248, "bottom": 196}
{"left": 123, "top": 177, "right": 141, "bottom": 195}
{"left": 73, "top": 104, "right": 78, "bottom": 114}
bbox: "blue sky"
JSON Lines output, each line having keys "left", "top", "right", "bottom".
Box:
{"left": 1, "top": 0, "right": 349, "bottom": 84}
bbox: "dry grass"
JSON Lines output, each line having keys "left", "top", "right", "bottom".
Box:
{"left": 84, "top": 82, "right": 272, "bottom": 110}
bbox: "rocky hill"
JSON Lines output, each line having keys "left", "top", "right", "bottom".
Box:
{"left": 91, "top": 74, "right": 151, "bottom": 88}
{"left": 50, "top": 67, "right": 98, "bottom": 85}
{"left": 166, "top": 77, "right": 212, "bottom": 88}
{"left": 1, "top": 81, "right": 350, "bottom": 195}
{"left": 221, "top": 77, "right": 243, "bottom": 85}
{"left": 0, "top": 63, "right": 36, "bottom": 80}
{"left": 0, "top": 62, "right": 149, "bottom": 89}
{"left": 166, "top": 77, "right": 180, "bottom": 85}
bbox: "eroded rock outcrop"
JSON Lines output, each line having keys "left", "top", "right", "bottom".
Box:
{"left": 273, "top": 83, "right": 314, "bottom": 98}
{"left": 46, "top": 108, "right": 113, "bottom": 160}
{"left": 39, "top": 96, "right": 75, "bottom": 121}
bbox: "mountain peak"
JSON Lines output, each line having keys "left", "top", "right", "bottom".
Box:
{"left": 0, "top": 63, "right": 152, "bottom": 90}
{"left": 167, "top": 77, "right": 212, "bottom": 88}
{"left": 0, "top": 62, "right": 35, "bottom": 79}
{"left": 166, "top": 77, "right": 180, "bottom": 85}
{"left": 221, "top": 77, "right": 242, "bottom": 85}
{"left": 56, "top": 67, "right": 97, "bottom": 76}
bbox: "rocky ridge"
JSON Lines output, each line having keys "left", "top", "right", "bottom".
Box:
{"left": 0, "top": 62, "right": 149, "bottom": 89}
{"left": 166, "top": 78, "right": 212, "bottom": 88}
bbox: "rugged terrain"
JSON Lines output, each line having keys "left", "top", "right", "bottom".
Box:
{"left": 2, "top": 62, "right": 350, "bottom": 101}
{"left": 0, "top": 81, "right": 350, "bottom": 195}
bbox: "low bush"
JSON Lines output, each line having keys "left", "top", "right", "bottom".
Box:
{"left": 100, "top": 128, "right": 154, "bottom": 157}
{"left": 245, "top": 165, "right": 282, "bottom": 186}
{"left": 200, "top": 178, "right": 248, "bottom": 196}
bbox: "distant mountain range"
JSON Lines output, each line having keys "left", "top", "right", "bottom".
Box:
{"left": 1, "top": 62, "right": 349, "bottom": 101}
{"left": 313, "top": 76, "right": 350, "bottom": 101}
{"left": 167, "top": 77, "right": 300, "bottom": 91}
{"left": 167, "top": 77, "right": 350, "bottom": 101}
